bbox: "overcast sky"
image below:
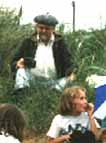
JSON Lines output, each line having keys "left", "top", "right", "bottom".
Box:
{"left": 0, "top": 0, "right": 106, "bottom": 30}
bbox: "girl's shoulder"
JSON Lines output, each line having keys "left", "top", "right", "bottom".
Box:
{"left": 53, "top": 112, "right": 89, "bottom": 124}
{"left": 53, "top": 114, "right": 63, "bottom": 120}
{"left": 0, "top": 133, "right": 21, "bottom": 143}
{"left": 55, "top": 112, "right": 88, "bottom": 119}
{"left": 52, "top": 114, "right": 68, "bottom": 123}
{"left": 7, "top": 136, "right": 21, "bottom": 143}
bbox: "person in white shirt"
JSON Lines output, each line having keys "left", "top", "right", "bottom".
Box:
{"left": 0, "top": 103, "right": 26, "bottom": 143}
{"left": 11, "top": 14, "right": 75, "bottom": 91}
{"left": 47, "top": 86, "right": 99, "bottom": 143}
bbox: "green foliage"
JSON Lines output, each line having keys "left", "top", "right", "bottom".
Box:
{"left": 0, "top": 7, "right": 33, "bottom": 76}
{"left": 65, "top": 29, "right": 106, "bottom": 79}
{"left": 64, "top": 29, "right": 106, "bottom": 102}
{"left": 0, "top": 78, "right": 60, "bottom": 134}
{"left": 0, "top": 7, "right": 106, "bottom": 134}
{"left": 20, "top": 85, "right": 60, "bottom": 133}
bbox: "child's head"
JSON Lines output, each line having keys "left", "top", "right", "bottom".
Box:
{"left": 59, "top": 86, "right": 88, "bottom": 115}
{"left": 0, "top": 103, "right": 26, "bottom": 142}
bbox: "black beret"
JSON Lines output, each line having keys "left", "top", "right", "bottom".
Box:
{"left": 34, "top": 14, "right": 58, "bottom": 26}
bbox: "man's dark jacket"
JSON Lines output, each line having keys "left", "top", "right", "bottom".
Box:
{"left": 11, "top": 33, "right": 74, "bottom": 78}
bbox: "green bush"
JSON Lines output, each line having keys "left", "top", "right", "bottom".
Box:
{"left": 0, "top": 7, "right": 106, "bottom": 134}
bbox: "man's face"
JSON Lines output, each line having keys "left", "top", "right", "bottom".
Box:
{"left": 36, "top": 24, "right": 55, "bottom": 44}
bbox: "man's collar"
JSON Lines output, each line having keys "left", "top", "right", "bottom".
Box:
{"left": 31, "top": 32, "right": 63, "bottom": 43}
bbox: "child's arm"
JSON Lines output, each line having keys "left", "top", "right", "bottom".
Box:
{"left": 87, "top": 103, "right": 99, "bottom": 139}
{"left": 47, "top": 134, "right": 71, "bottom": 143}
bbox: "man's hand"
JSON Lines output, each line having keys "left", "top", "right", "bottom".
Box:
{"left": 67, "top": 72, "right": 76, "bottom": 81}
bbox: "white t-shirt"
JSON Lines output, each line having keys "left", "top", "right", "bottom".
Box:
{"left": 0, "top": 132, "right": 21, "bottom": 143}
{"left": 47, "top": 112, "right": 91, "bottom": 138}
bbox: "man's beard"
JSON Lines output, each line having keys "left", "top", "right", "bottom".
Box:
{"left": 39, "top": 33, "right": 50, "bottom": 43}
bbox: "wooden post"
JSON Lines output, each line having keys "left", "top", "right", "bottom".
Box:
{"left": 72, "top": 1, "right": 75, "bottom": 32}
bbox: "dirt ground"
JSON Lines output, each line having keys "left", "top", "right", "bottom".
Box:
{"left": 23, "top": 136, "right": 46, "bottom": 143}
{"left": 23, "top": 129, "right": 46, "bottom": 143}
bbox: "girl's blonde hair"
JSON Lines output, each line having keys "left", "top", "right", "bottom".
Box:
{"left": 59, "top": 86, "right": 86, "bottom": 115}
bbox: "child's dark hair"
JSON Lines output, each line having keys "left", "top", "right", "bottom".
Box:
{"left": 71, "top": 130, "right": 96, "bottom": 143}
{"left": 0, "top": 103, "right": 26, "bottom": 142}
